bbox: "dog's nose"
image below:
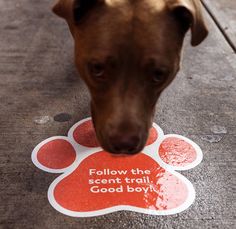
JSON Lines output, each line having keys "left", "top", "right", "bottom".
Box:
{"left": 109, "top": 134, "right": 141, "bottom": 154}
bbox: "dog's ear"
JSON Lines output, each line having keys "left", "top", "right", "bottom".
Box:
{"left": 73, "top": 0, "right": 103, "bottom": 22}
{"left": 167, "top": 0, "right": 208, "bottom": 46}
{"left": 52, "top": 0, "right": 103, "bottom": 22}
{"left": 52, "top": 0, "right": 73, "bottom": 20}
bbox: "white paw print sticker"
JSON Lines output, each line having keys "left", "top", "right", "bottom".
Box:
{"left": 32, "top": 117, "right": 203, "bottom": 217}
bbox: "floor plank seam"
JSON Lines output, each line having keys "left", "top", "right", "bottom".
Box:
{"left": 201, "top": 0, "right": 236, "bottom": 53}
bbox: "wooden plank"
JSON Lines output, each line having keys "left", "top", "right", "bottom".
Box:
{"left": 202, "top": 0, "right": 236, "bottom": 51}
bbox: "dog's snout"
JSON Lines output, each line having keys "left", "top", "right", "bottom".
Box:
{"left": 109, "top": 133, "right": 141, "bottom": 154}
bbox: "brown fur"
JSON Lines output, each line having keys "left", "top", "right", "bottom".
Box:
{"left": 52, "top": 0, "right": 208, "bottom": 154}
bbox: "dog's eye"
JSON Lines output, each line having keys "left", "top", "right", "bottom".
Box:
{"left": 88, "top": 62, "right": 105, "bottom": 79}
{"left": 152, "top": 69, "right": 166, "bottom": 83}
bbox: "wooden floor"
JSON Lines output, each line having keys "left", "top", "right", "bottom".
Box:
{"left": 0, "top": 1, "right": 235, "bottom": 228}
{"left": 203, "top": 0, "right": 236, "bottom": 51}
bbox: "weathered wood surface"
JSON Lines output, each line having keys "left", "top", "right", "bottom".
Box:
{"left": 203, "top": 0, "right": 236, "bottom": 50}
{"left": 0, "top": 0, "right": 235, "bottom": 228}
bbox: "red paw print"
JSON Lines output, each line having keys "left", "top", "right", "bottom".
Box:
{"left": 32, "top": 117, "right": 202, "bottom": 217}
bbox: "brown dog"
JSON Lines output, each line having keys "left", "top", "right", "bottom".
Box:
{"left": 52, "top": 0, "right": 208, "bottom": 154}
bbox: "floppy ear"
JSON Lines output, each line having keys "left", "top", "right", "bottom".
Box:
{"left": 73, "top": 0, "right": 103, "bottom": 22}
{"left": 52, "top": 0, "right": 103, "bottom": 22}
{"left": 167, "top": 0, "right": 208, "bottom": 46}
{"left": 52, "top": 0, "right": 73, "bottom": 20}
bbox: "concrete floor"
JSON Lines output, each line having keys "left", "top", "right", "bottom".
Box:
{"left": 0, "top": 0, "right": 235, "bottom": 228}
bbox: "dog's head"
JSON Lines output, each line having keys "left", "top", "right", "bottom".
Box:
{"left": 53, "top": 0, "right": 208, "bottom": 154}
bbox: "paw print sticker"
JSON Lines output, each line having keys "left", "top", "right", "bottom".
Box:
{"left": 32, "top": 117, "right": 203, "bottom": 217}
